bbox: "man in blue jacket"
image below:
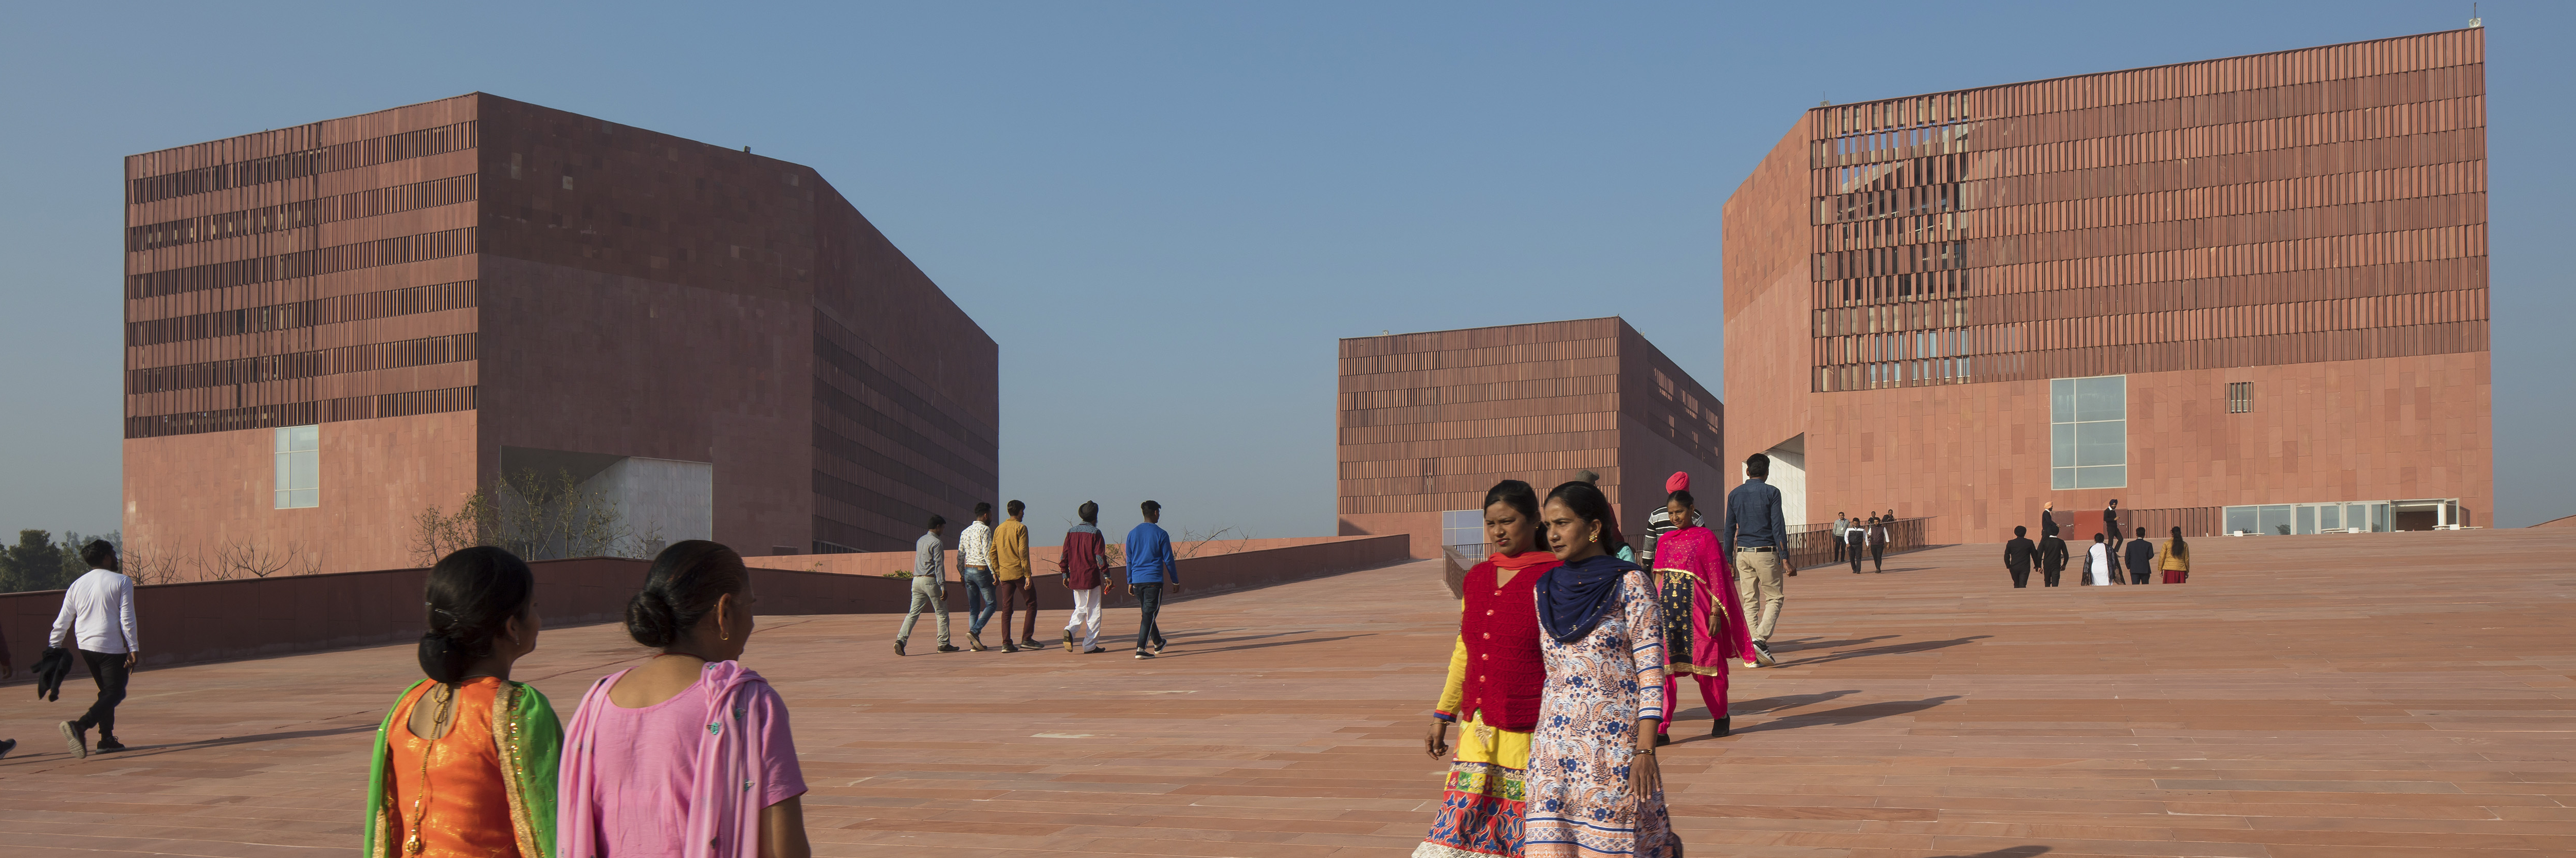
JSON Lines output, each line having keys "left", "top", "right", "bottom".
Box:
{"left": 1125, "top": 500, "right": 1183, "bottom": 659}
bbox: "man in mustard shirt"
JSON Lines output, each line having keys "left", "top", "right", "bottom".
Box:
{"left": 993, "top": 500, "right": 1039, "bottom": 651}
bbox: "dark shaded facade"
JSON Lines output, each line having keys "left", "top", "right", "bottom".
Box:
{"left": 1724, "top": 30, "right": 2490, "bottom": 544}
{"left": 1338, "top": 318, "right": 1727, "bottom": 559}
{"left": 124, "top": 94, "right": 995, "bottom": 574}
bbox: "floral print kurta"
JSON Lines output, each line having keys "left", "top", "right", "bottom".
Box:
{"left": 1525, "top": 570, "right": 1676, "bottom": 858}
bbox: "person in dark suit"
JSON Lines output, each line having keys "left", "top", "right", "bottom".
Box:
{"left": 2103, "top": 499, "right": 2123, "bottom": 558}
{"left": 2003, "top": 526, "right": 2035, "bottom": 588}
{"left": 2124, "top": 526, "right": 2155, "bottom": 585}
{"left": 1844, "top": 518, "right": 1866, "bottom": 574}
{"left": 2037, "top": 531, "right": 2069, "bottom": 587}
{"left": 2040, "top": 502, "right": 2060, "bottom": 540}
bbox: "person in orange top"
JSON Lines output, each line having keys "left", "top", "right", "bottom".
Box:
{"left": 360, "top": 546, "right": 562, "bottom": 858}
{"left": 992, "top": 500, "right": 1039, "bottom": 651}
{"left": 1417, "top": 479, "right": 1560, "bottom": 858}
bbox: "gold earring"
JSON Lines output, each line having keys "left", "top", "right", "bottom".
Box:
{"left": 1588, "top": 532, "right": 1598, "bottom": 543}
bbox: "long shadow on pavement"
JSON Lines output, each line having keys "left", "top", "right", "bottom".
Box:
{"left": 1726, "top": 695, "right": 1963, "bottom": 735}
{"left": 1780, "top": 635, "right": 1989, "bottom": 668}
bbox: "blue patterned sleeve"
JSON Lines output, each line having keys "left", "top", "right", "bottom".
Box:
{"left": 1625, "top": 572, "right": 1667, "bottom": 721}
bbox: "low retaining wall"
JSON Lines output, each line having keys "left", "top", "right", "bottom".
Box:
{"left": 0, "top": 535, "right": 1410, "bottom": 673}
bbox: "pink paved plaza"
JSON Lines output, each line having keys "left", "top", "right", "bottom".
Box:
{"left": 3, "top": 528, "right": 2572, "bottom": 857}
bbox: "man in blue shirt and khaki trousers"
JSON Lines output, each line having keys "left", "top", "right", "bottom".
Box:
{"left": 1726, "top": 453, "right": 1792, "bottom": 667}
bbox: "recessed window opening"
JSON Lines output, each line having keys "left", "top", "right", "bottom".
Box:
{"left": 275, "top": 425, "right": 319, "bottom": 508}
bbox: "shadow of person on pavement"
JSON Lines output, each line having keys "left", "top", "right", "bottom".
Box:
{"left": 1782, "top": 635, "right": 1989, "bottom": 668}
{"left": 1929, "top": 847, "right": 2049, "bottom": 858}
{"left": 1725, "top": 695, "right": 1963, "bottom": 734}
{"left": 1155, "top": 633, "right": 1374, "bottom": 656}
{"left": 1724, "top": 689, "right": 1862, "bottom": 717}
{"left": 1768, "top": 634, "right": 1898, "bottom": 654}
{"left": 53, "top": 723, "right": 380, "bottom": 762}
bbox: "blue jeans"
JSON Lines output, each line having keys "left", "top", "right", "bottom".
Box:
{"left": 1132, "top": 581, "right": 1168, "bottom": 652}
{"left": 962, "top": 568, "right": 998, "bottom": 634}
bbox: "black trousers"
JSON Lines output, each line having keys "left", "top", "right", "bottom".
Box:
{"left": 2008, "top": 567, "right": 2030, "bottom": 588}
{"left": 1133, "top": 582, "right": 1168, "bottom": 651}
{"left": 1848, "top": 540, "right": 1864, "bottom": 573}
{"left": 1832, "top": 539, "right": 1843, "bottom": 561}
{"left": 2042, "top": 566, "right": 2062, "bottom": 587}
{"left": 75, "top": 649, "right": 130, "bottom": 736}
{"left": 2130, "top": 571, "right": 2151, "bottom": 585}
{"left": 1870, "top": 543, "right": 1885, "bottom": 571}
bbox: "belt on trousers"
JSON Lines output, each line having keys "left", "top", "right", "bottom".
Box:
{"left": 1741, "top": 546, "right": 1776, "bottom": 552}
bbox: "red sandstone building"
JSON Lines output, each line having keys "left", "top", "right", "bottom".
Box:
{"left": 1723, "top": 29, "right": 2491, "bottom": 544}
{"left": 1338, "top": 318, "right": 1729, "bottom": 559}
{"left": 123, "top": 93, "right": 996, "bottom": 575}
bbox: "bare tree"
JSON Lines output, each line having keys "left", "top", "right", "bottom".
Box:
{"left": 411, "top": 468, "right": 658, "bottom": 565}
{"left": 1177, "top": 525, "right": 1251, "bottom": 559}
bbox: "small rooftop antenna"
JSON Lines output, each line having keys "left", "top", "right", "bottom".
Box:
{"left": 2470, "top": 3, "right": 2482, "bottom": 27}
{"left": 1819, "top": 92, "right": 1832, "bottom": 107}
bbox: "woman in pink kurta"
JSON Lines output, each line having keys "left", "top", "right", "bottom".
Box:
{"left": 1649, "top": 489, "right": 1756, "bottom": 739}
{"left": 556, "top": 541, "right": 811, "bottom": 858}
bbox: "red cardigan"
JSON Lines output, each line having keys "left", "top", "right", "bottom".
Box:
{"left": 1444, "top": 554, "right": 1556, "bottom": 732}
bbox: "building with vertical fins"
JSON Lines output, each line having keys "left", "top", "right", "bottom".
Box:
{"left": 1338, "top": 318, "right": 1728, "bottom": 559}
{"left": 1723, "top": 29, "right": 2491, "bottom": 544}
{"left": 122, "top": 93, "right": 996, "bottom": 575}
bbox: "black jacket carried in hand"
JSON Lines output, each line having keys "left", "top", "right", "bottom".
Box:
{"left": 33, "top": 647, "right": 74, "bottom": 702}
{"left": 2004, "top": 537, "right": 2035, "bottom": 572}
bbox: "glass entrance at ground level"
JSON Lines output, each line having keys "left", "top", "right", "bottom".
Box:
{"left": 2224, "top": 501, "right": 2396, "bottom": 535}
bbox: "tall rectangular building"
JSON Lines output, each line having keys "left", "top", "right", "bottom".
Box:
{"left": 1339, "top": 318, "right": 1727, "bottom": 559}
{"left": 123, "top": 93, "right": 996, "bottom": 575}
{"left": 1723, "top": 30, "right": 2490, "bottom": 544}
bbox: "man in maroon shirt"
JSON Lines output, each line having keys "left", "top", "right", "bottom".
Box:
{"left": 1059, "top": 501, "right": 1113, "bottom": 653}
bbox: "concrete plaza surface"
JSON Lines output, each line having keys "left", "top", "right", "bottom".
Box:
{"left": 2, "top": 528, "right": 2571, "bottom": 857}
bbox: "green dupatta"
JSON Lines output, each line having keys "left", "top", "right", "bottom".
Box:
{"left": 361, "top": 679, "right": 564, "bottom": 858}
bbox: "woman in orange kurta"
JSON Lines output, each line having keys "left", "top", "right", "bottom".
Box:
{"left": 362, "top": 547, "right": 561, "bottom": 858}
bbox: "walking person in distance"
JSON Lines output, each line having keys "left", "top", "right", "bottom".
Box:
{"left": 1831, "top": 512, "right": 1849, "bottom": 564}
{"left": 2038, "top": 528, "right": 2069, "bottom": 587}
{"left": 993, "top": 500, "right": 1039, "bottom": 651}
{"left": 1649, "top": 486, "right": 1756, "bottom": 741}
{"left": 1060, "top": 502, "right": 1113, "bottom": 653}
{"left": 2003, "top": 526, "right": 2035, "bottom": 588}
{"left": 1868, "top": 513, "right": 1889, "bottom": 572}
{"left": 53, "top": 539, "right": 137, "bottom": 758}
{"left": 1126, "top": 501, "right": 1182, "bottom": 659}
{"left": 2158, "top": 527, "right": 2192, "bottom": 583}
{"left": 2087, "top": 533, "right": 2115, "bottom": 586}
{"left": 893, "top": 516, "right": 958, "bottom": 656}
{"left": 2125, "top": 526, "right": 2156, "bottom": 585}
{"left": 959, "top": 502, "right": 998, "bottom": 651}
{"left": 1725, "top": 453, "right": 1789, "bottom": 667}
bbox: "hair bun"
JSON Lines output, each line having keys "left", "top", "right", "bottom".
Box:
{"left": 625, "top": 589, "right": 679, "bottom": 648}
{"left": 417, "top": 632, "right": 470, "bottom": 684}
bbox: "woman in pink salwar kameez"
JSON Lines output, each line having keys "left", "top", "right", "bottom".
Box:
{"left": 1650, "top": 489, "right": 1756, "bottom": 739}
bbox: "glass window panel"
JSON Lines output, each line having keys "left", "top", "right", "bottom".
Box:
{"left": 2295, "top": 506, "right": 2316, "bottom": 535}
{"left": 275, "top": 452, "right": 293, "bottom": 498}
{"left": 2319, "top": 505, "right": 2341, "bottom": 531}
{"left": 291, "top": 488, "right": 318, "bottom": 508}
{"left": 2050, "top": 379, "right": 2074, "bottom": 423}
{"left": 2372, "top": 503, "right": 2392, "bottom": 532}
{"left": 2077, "top": 421, "right": 2124, "bottom": 466}
{"left": 2052, "top": 466, "right": 2075, "bottom": 490}
{"left": 275, "top": 427, "right": 291, "bottom": 454}
{"left": 2051, "top": 424, "right": 2076, "bottom": 467}
{"left": 2224, "top": 506, "right": 2255, "bottom": 535}
{"left": 275, "top": 489, "right": 293, "bottom": 509}
{"left": 2258, "top": 505, "right": 2293, "bottom": 536}
{"left": 2077, "top": 376, "right": 2125, "bottom": 422}
{"left": 289, "top": 449, "right": 318, "bottom": 490}
{"left": 289, "top": 425, "right": 318, "bottom": 452}
{"left": 2076, "top": 465, "right": 2125, "bottom": 489}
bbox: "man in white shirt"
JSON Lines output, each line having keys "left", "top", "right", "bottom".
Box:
{"left": 51, "top": 540, "right": 138, "bottom": 758}
{"left": 957, "top": 502, "right": 998, "bottom": 651}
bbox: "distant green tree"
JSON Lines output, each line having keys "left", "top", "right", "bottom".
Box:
{"left": 1, "top": 529, "right": 70, "bottom": 593}
{"left": 55, "top": 531, "right": 118, "bottom": 581}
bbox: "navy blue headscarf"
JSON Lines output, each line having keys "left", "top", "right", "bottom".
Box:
{"left": 1536, "top": 552, "right": 1640, "bottom": 644}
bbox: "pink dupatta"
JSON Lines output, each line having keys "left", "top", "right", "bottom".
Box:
{"left": 1653, "top": 526, "right": 1756, "bottom": 668}
{"left": 556, "top": 661, "right": 778, "bottom": 858}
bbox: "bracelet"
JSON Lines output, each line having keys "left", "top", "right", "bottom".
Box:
{"left": 1634, "top": 749, "right": 1655, "bottom": 755}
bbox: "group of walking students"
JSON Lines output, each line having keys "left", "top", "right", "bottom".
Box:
{"left": 360, "top": 540, "right": 814, "bottom": 858}
{"left": 2000, "top": 500, "right": 2193, "bottom": 587}
{"left": 1415, "top": 456, "right": 1794, "bottom": 858}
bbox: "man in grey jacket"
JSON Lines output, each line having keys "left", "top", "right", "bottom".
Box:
{"left": 894, "top": 515, "right": 960, "bottom": 656}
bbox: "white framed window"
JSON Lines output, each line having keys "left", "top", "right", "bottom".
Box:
{"left": 275, "top": 425, "right": 319, "bottom": 508}
{"left": 2050, "top": 375, "right": 2125, "bottom": 489}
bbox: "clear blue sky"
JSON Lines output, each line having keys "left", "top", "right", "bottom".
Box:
{"left": 3, "top": 1, "right": 2566, "bottom": 544}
